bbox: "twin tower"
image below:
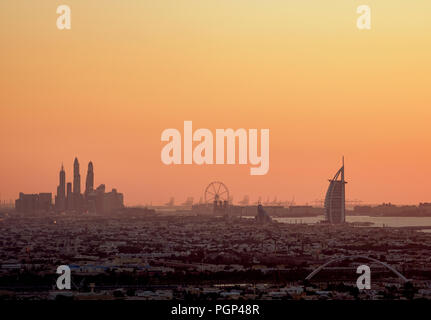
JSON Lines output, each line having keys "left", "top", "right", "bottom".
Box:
{"left": 55, "top": 157, "right": 94, "bottom": 212}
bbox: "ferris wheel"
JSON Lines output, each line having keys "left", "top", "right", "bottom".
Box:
{"left": 204, "top": 181, "right": 229, "bottom": 204}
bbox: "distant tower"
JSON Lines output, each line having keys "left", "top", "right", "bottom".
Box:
{"left": 73, "top": 157, "right": 81, "bottom": 195}
{"left": 55, "top": 163, "right": 66, "bottom": 211}
{"left": 255, "top": 204, "right": 272, "bottom": 224}
{"left": 324, "top": 157, "right": 347, "bottom": 224}
{"left": 59, "top": 163, "right": 66, "bottom": 196}
{"left": 85, "top": 161, "right": 94, "bottom": 195}
{"left": 66, "top": 182, "right": 73, "bottom": 210}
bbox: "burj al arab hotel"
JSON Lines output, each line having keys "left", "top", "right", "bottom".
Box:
{"left": 324, "top": 158, "right": 347, "bottom": 224}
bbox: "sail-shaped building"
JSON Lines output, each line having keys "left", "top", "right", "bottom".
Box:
{"left": 324, "top": 158, "right": 347, "bottom": 224}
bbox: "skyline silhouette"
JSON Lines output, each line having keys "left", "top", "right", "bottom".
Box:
{"left": 7, "top": 157, "right": 431, "bottom": 214}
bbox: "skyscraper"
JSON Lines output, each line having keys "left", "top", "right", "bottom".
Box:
{"left": 66, "top": 182, "right": 73, "bottom": 210}
{"left": 85, "top": 161, "right": 94, "bottom": 195}
{"left": 73, "top": 157, "right": 81, "bottom": 195}
{"left": 324, "top": 158, "right": 347, "bottom": 224}
{"left": 72, "top": 157, "right": 83, "bottom": 211}
{"left": 55, "top": 163, "right": 66, "bottom": 211}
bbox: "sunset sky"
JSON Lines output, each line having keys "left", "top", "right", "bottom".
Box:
{"left": 1, "top": 1, "right": 431, "bottom": 205}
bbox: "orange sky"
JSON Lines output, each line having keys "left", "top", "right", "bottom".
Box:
{"left": 1, "top": 1, "right": 431, "bottom": 205}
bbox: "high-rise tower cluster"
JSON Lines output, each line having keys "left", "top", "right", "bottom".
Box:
{"left": 54, "top": 157, "right": 123, "bottom": 214}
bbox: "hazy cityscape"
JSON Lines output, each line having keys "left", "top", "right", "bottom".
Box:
{"left": 0, "top": 159, "right": 430, "bottom": 301}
